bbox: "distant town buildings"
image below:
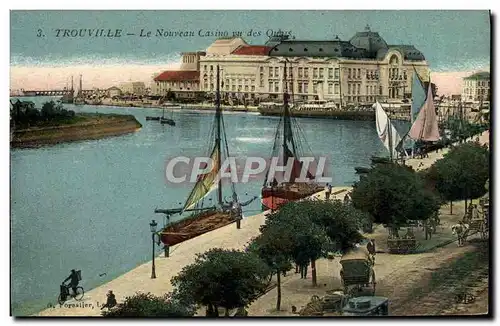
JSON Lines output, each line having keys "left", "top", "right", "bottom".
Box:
{"left": 151, "top": 25, "right": 430, "bottom": 105}
{"left": 107, "top": 86, "right": 122, "bottom": 98}
{"left": 119, "top": 81, "right": 146, "bottom": 96}
{"left": 461, "top": 71, "right": 490, "bottom": 102}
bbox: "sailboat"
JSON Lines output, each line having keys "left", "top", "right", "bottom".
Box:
{"left": 374, "top": 101, "right": 402, "bottom": 162}
{"left": 74, "top": 75, "right": 85, "bottom": 105}
{"left": 260, "top": 60, "right": 324, "bottom": 211}
{"left": 397, "top": 67, "right": 427, "bottom": 156}
{"left": 154, "top": 65, "right": 255, "bottom": 248}
{"left": 408, "top": 82, "right": 441, "bottom": 143}
{"left": 61, "top": 76, "right": 75, "bottom": 104}
{"left": 160, "top": 106, "right": 176, "bottom": 126}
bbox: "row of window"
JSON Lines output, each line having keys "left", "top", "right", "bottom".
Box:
{"left": 464, "top": 80, "right": 490, "bottom": 87}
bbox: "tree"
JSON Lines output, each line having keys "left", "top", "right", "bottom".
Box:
{"left": 101, "top": 292, "right": 195, "bottom": 317}
{"left": 425, "top": 142, "right": 489, "bottom": 213}
{"left": 351, "top": 163, "right": 441, "bottom": 237}
{"left": 171, "top": 248, "right": 270, "bottom": 316}
{"left": 302, "top": 199, "right": 368, "bottom": 252}
{"left": 247, "top": 225, "right": 294, "bottom": 312}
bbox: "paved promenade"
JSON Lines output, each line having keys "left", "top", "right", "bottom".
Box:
{"left": 36, "top": 131, "right": 489, "bottom": 317}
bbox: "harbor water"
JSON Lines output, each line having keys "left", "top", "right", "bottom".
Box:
{"left": 10, "top": 97, "right": 409, "bottom": 315}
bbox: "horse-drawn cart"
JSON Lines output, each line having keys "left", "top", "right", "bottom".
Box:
{"left": 339, "top": 249, "right": 376, "bottom": 295}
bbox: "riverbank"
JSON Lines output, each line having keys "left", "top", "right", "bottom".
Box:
{"left": 10, "top": 113, "right": 142, "bottom": 149}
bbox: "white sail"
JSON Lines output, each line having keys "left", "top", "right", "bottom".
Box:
{"left": 374, "top": 102, "right": 401, "bottom": 159}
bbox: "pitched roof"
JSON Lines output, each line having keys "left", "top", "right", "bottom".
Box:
{"left": 154, "top": 70, "right": 200, "bottom": 82}
{"left": 231, "top": 45, "right": 272, "bottom": 55}
{"left": 464, "top": 71, "right": 490, "bottom": 80}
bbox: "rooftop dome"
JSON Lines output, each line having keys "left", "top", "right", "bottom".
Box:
{"left": 349, "top": 25, "right": 388, "bottom": 53}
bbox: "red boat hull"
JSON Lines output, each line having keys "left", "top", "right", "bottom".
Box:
{"left": 261, "top": 184, "right": 323, "bottom": 211}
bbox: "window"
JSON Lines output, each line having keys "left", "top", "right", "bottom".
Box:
{"left": 275, "top": 83, "right": 279, "bottom": 92}
{"left": 379, "top": 85, "right": 383, "bottom": 95}
{"left": 304, "top": 82, "right": 309, "bottom": 93}
{"left": 357, "top": 84, "right": 361, "bottom": 94}
{"left": 298, "top": 67, "right": 303, "bottom": 78}
{"left": 328, "top": 68, "right": 333, "bottom": 78}
{"left": 210, "top": 65, "right": 213, "bottom": 71}
{"left": 260, "top": 67, "right": 264, "bottom": 73}
{"left": 348, "top": 68, "right": 351, "bottom": 79}
{"left": 298, "top": 83, "right": 303, "bottom": 93}
{"left": 319, "top": 68, "right": 324, "bottom": 78}
{"left": 244, "top": 85, "right": 249, "bottom": 92}
{"left": 334, "top": 68, "right": 340, "bottom": 79}
{"left": 275, "top": 67, "right": 279, "bottom": 77}
{"left": 203, "top": 65, "right": 207, "bottom": 71}
{"left": 304, "top": 68, "right": 309, "bottom": 78}
{"left": 313, "top": 83, "right": 318, "bottom": 93}
{"left": 366, "top": 85, "right": 369, "bottom": 95}
{"left": 348, "top": 84, "right": 351, "bottom": 94}
{"left": 357, "top": 69, "right": 361, "bottom": 79}
{"left": 334, "top": 84, "right": 339, "bottom": 94}
{"left": 328, "top": 83, "right": 333, "bottom": 94}
{"left": 269, "top": 67, "right": 273, "bottom": 77}
{"left": 313, "top": 68, "right": 318, "bottom": 78}
{"left": 251, "top": 85, "right": 255, "bottom": 92}
{"left": 260, "top": 77, "right": 264, "bottom": 87}
{"left": 269, "top": 81, "right": 273, "bottom": 91}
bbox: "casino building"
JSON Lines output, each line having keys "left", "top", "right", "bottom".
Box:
{"left": 152, "top": 25, "right": 430, "bottom": 105}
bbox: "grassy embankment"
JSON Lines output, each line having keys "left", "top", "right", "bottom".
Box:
{"left": 11, "top": 113, "right": 142, "bottom": 148}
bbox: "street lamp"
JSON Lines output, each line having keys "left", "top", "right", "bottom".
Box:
{"left": 149, "top": 219, "right": 158, "bottom": 279}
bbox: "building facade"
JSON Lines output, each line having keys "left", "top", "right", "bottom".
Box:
{"left": 107, "top": 86, "right": 122, "bottom": 98}
{"left": 152, "top": 26, "right": 430, "bottom": 105}
{"left": 119, "top": 82, "right": 146, "bottom": 96}
{"left": 461, "top": 71, "right": 490, "bottom": 102}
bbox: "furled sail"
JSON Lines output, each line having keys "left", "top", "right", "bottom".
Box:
{"left": 374, "top": 101, "right": 401, "bottom": 159}
{"left": 182, "top": 143, "right": 220, "bottom": 211}
{"left": 408, "top": 83, "right": 440, "bottom": 142}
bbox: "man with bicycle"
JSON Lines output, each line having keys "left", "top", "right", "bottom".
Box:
{"left": 63, "top": 269, "right": 80, "bottom": 297}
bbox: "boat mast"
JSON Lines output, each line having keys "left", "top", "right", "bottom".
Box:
{"left": 79, "top": 74, "right": 83, "bottom": 97}
{"left": 388, "top": 104, "right": 393, "bottom": 162}
{"left": 283, "top": 60, "right": 290, "bottom": 163}
{"left": 216, "top": 65, "right": 223, "bottom": 205}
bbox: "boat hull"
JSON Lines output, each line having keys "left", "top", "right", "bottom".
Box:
{"left": 261, "top": 184, "right": 324, "bottom": 211}
{"left": 160, "top": 210, "right": 238, "bottom": 246}
{"left": 258, "top": 107, "right": 375, "bottom": 121}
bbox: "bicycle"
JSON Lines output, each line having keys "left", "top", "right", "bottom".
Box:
{"left": 58, "top": 283, "right": 85, "bottom": 305}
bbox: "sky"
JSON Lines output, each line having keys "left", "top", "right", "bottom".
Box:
{"left": 9, "top": 10, "right": 491, "bottom": 94}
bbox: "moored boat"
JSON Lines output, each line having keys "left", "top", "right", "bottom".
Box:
{"left": 154, "top": 65, "right": 256, "bottom": 249}
{"left": 261, "top": 60, "right": 324, "bottom": 211}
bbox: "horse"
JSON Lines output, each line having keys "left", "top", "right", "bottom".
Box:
{"left": 451, "top": 223, "right": 470, "bottom": 247}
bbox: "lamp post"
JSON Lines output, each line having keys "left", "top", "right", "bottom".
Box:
{"left": 149, "top": 219, "right": 157, "bottom": 279}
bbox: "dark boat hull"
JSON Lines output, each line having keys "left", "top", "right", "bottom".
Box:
{"left": 258, "top": 107, "right": 375, "bottom": 121}
{"left": 261, "top": 184, "right": 324, "bottom": 211}
{"left": 146, "top": 116, "right": 160, "bottom": 121}
{"left": 160, "top": 210, "right": 237, "bottom": 246}
{"left": 160, "top": 118, "right": 176, "bottom": 126}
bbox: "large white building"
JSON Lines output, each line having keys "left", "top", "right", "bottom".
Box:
{"left": 119, "top": 81, "right": 146, "bottom": 96}
{"left": 152, "top": 26, "right": 430, "bottom": 105}
{"left": 461, "top": 71, "right": 490, "bottom": 102}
